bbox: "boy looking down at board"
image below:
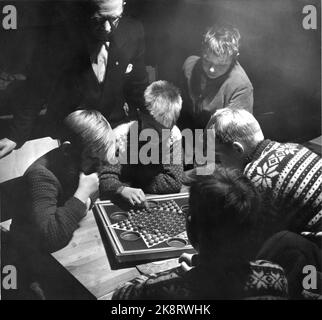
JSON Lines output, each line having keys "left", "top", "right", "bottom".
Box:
{"left": 100, "top": 80, "right": 184, "bottom": 206}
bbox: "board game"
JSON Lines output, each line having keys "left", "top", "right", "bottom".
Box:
{"left": 94, "top": 193, "right": 195, "bottom": 264}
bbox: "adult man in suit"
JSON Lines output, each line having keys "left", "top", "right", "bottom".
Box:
{"left": 0, "top": 0, "right": 148, "bottom": 158}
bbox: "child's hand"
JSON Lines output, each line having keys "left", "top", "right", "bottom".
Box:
{"left": 74, "top": 172, "right": 99, "bottom": 204}
{"left": 119, "top": 187, "right": 146, "bottom": 206}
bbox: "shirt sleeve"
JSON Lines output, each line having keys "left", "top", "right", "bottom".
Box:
{"left": 227, "top": 85, "right": 254, "bottom": 114}
{"left": 99, "top": 161, "right": 125, "bottom": 198}
{"left": 112, "top": 275, "right": 149, "bottom": 300}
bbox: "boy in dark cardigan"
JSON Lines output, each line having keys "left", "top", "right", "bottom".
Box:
{"left": 100, "top": 80, "right": 184, "bottom": 206}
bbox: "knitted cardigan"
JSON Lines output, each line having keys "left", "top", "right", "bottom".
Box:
{"left": 10, "top": 146, "right": 89, "bottom": 253}
{"left": 112, "top": 259, "right": 288, "bottom": 300}
{"left": 244, "top": 139, "right": 322, "bottom": 231}
{"left": 100, "top": 120, "right": 183, "bottom": 197}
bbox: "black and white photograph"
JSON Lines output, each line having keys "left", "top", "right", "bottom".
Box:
{"left": 0, "top": 0, "right": 321, "bottom": 304}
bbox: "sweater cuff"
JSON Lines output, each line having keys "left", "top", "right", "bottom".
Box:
{"left": 65, "top": 197, "right": 87, "bottom": 222}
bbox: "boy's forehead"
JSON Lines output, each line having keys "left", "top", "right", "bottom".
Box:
{"left": 203, "top": 50, "right": 231, "bottom": 65}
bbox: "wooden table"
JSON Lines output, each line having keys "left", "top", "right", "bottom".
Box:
{"left": 50, "top": 191, "right": 188, "bottom": 300}
{"left": 51, "top": 209, "right": 141, "bottom": 300}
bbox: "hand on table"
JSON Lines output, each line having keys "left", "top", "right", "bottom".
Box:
{"left": 0, "top": 138, "right": 17, "bottom": 159}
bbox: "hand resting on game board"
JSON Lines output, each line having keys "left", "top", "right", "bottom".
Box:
{"left": 117, "top": 186, "right": 146, "bottom": 206}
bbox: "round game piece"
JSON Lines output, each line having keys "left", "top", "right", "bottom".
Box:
{"left": 166, "top": 237, "right": 188, "bottom": 248}
{"left": 110, "top": 212, "right": 129, "bottom": 222}
{"left": 120, "top": 231, "right": 141, "bottom": 241}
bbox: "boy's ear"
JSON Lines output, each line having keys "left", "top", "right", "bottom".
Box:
{"left": 232, "top": 141, "right": 244, "bottom": 154}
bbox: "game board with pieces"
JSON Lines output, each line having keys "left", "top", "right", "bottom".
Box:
{"left": 94, "top": 193, "right": 195, "bottom": 264}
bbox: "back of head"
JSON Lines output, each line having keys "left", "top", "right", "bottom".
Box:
{"left": 144, "top": 80, "right": 182, "bottom": 128}
{"left": 188, "top": 167, "right": 262, "bottom": 260}
{"left": 207, "top": 108, "right": 264, "bottom": 150}
{"left": 202, "top": 25, "right": 240, "bottom": 61}
{"left": 63, "top": 110, "right": 115, "bottom": 163}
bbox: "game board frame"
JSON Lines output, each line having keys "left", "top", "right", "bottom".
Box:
{"left": 94, "top": 192, "right": 195, "bottom": 264}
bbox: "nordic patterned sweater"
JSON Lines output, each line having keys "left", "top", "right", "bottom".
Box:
{"left": 113, "top": 260, "right": 288, "bottom": 300}
{"left": 100, "top": 120, "right": 183, "bottom": 197}
{"left": 244, "top": 139, "right": 322, "bottom": 232}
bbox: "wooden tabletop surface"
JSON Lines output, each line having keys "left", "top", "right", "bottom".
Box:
{"left": 51, "top": 209, "right": 141, "bottom": 300}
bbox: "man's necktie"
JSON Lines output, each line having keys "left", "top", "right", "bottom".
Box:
{"left": 93, "top": 43, "right": 109, "bottom": 83}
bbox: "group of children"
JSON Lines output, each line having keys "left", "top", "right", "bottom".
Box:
{"left": 2, "top": 22, "right": 321, "bottom": 300}
{"left": 4, "top": 76, "right": 320, "bottom": 300}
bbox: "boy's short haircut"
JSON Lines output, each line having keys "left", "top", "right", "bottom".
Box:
{"left": 202, "top": 25, "right": 240, "bottom": 60}
{"left": 144, "top": 80, "right": 182, "bottom": 128}
{"left": 63, "top": 109, "right": 115, "bottom": 162}
{"left": 188, "top": 167, "right": 261, "bottom": 250}
{"left": 207, "top": 108, "right": 264, "bottom": 149}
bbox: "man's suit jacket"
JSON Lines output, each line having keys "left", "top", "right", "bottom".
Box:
{"left": 8, "top": 17, "right": 149, "bottom": 145}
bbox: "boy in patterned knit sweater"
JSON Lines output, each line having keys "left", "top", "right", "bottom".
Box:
{"left": 113, "top": 168, "right": 288, "bottom": 300}
{"left": 206, "top": 108, "right": 322, "bottom": 233}
{"left": 100, "top": 81, "right": 183, "bottom": 206}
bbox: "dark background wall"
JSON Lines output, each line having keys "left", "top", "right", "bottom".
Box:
{"left": 0, "top": 0, "right": 321, "bottom": 142}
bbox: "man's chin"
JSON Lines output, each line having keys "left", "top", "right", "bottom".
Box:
{"left": 92, "top": 31, "right": 111, "bottom": 42}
